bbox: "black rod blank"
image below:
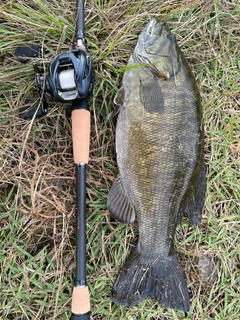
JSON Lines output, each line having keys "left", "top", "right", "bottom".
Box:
{"left": 75, "top": 163, "right": 87, "bottom": 286}
{"left": 76, "top": 0, "right": 85, "bottom": 39}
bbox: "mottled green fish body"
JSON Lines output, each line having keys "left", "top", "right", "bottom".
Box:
{"left": 108, "top": 18, "right": 206, "bottom": 312}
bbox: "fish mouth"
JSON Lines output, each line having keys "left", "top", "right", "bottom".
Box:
{"left": 134, "top": 18, "right": 173, "bottom": 62}
{"left": 143, "top": 18, "right": 174, "bottom": 58}
{"left": 145, "top": 18, "right": 171, "bottom": 39}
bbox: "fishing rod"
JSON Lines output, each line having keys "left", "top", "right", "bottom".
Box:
{"left": 15, "top": 1, "right": 94, "bottom": 319}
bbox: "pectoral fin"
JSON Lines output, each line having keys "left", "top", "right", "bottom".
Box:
{"left": 139, "top": 76, "right": 164, "bottom": 113}
{"left": 108, "top": 175, "right": 135, "bottom": 224}
{"left": 108, "top": 87, "right": 124, "bottom": 119}
{"left": 185, "top": 163, "right": 206, "bottom": 226}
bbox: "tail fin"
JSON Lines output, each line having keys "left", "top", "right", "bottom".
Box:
{"left": 111, "top": 248, "right": 190, "bottom": 312}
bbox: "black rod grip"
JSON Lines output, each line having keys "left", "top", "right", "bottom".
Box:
{"left": 71, "top": 311, "right": 90, "bottom": 320}
{"left": 72, "top": 99, "right": 88, "bottom": 110}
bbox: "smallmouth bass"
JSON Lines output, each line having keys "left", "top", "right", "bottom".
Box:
{"left": 108, "top": 18, "right": 206, "bottom": 312}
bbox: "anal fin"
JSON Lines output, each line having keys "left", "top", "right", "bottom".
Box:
{"left": 107, "top": 175, "right": 135, "bottom": 224}
{"left": 185, "top": 162, "right": 206, "bottom": 226}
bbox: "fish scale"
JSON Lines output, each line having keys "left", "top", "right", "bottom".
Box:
{"left": 108, "top": 18, "right": 206, "bottom": 312}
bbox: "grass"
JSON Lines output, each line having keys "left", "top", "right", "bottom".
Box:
{"left": 0, "top": 0, "right": 239, "bottom": 319}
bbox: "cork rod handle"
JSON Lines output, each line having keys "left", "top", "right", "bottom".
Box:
{"left": 71, "top": 286, "right": 90, "bottom": 317}
{"left": 72, "top": 109, "right": 90, "bottom": 164}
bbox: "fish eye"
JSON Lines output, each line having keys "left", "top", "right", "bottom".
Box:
{"left": 167, "top": 34, "right": 175, "bottom": 41}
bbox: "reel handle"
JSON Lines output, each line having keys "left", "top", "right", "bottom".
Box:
{"left": 19, "top": 101, "right": 47, "bottom": 120}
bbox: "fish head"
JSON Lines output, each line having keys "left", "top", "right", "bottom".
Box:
{"left": 133, "top": 18, "right": 181, "bottom": 79}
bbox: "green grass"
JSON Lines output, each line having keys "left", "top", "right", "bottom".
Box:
{"left": 0, "top": 0, "right": 239, "bottom": 319}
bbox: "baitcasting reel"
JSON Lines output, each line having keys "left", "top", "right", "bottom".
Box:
{"left": 16, "top": 42, "right": 94, "bottom": 119}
